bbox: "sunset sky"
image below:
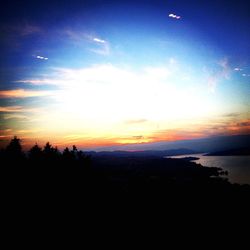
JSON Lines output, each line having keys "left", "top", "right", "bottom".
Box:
{"left": 0, "top": 0, "right": 250, "bottom": 149}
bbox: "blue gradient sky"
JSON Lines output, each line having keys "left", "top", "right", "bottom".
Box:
{"left": 0, "top": 0, "right": 250, "bottom": 148}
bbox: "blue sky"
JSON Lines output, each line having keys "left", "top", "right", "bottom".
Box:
{"left": 0, "top": 0, "right": 250, "bottom": 148}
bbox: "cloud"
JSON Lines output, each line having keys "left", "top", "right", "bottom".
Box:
{"left": 90, "top": 37, "right": 110, "bottom": 55}
{"left": 16, "top": 79, "right": 61, "bottom": 85}
{"left": 132, "top": 135, "right": 144, "bottom": 140}
{"left": 64, "top": 29, "right": 107, "bottom": 45}
{"left": 222, "top": 112, "right": 240, "bottom": 118}
{"left": 0, "top": 89, "right": 51, "bottom": 99}
{"left": 64, "top": 29, "right": 110, "bottom": 55}
{"left": 218, "top": 58, "right": 230, "bottom": 79}
{"left": 0, "top": 106, "right": 23, "bottom": 112}
{"left": 4, "top": 23, "right": 42, "bottom": 36}
{"left": 15, "top": 61, "right": 247, "bottom": 145}
{"left": 2, "top": 114, "right": 28, "bottom": 120}
{"left": 89, "top": 44, "right": 110, "bottom": 55}
{"left": 169, "top": 13, "right": 181, "bottom": 19}
{"left": 0, "top": 23, "right": 43, "bottom": 49}
{"left": 151, "top": 117, "right": 250, "bottom": 141}
{"left": 207, "top": 58, "right": 231, "bottom": 92}
{"left": 233, "top": 67, "right": 250, "bottom": 77}
{"left": 20, "top": 24, "right": 42, "bottom": 36}
{"left": 36, "top": 55, "right": 48, "bottom": 60}
{"left": 237, "top": 121, "right": 250, "bottom": 127}
{"left": 234, "top": 67, "right": 243, "bottom": 71}
{"left": 125, "top": 119, "right": 148, "bottom": 125}
{"left": 93, "top": 37, "right": 106, "bottom": 44}
{"left": 15, "top": 63, "right": 216, "bottom": 124}
{"left": 0, "top": 105, "right": 42, "bottom": 113}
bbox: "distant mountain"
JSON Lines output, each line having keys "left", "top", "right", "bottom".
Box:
{"left": 205, "top": 147, "right": 250, "bottom": 156}
{"left": 86, "top": 134, "right": 250, "bottom": 153}
{"left": 86, "top": 148, "right": 199, "bottom": 157}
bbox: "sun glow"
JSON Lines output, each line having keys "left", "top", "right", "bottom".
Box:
{"left": 28, "top": 63, "right": 218, "bottom": 141}
{"left": 50, "top": 64, "right": 215, "bottom": 118}
{"left": 3, "top": 57, "right": 248, "bottom": 149}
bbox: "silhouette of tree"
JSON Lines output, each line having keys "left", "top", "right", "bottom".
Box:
{"left": 63, "top": 147, "right": 72, "bottom": 159}
{"left": 72, "top": 145, "right": 77, "bottom": 152}
{"left": 43, "top": 142, "right": 60, "bottom": 163}
{"left": 6, "top": 136, "right": 22, "bottom": 153}
{"left": 29, "top": 143, "right": 43, "bottom": 162}
{"left": 43, "top": 142, "right": 52, "bottom": 154}
{"left": 5, "top": 136, "right": 24, "bottom": 160}
{"left": 77, "top": 150, "right": 91, "bottom": 167}
{"left": 71, "top": 145, "right": 78, "bottom": 159}
{"left": 63, "top": 147, "right": 70, "bottom": 154}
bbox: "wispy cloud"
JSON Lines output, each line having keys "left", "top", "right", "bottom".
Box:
{"left": 5, "top": 23, "right": 43, "bottom": 36}
{"left": 2, "top": 114, "right": 29, "bottom": 120}
{"left": 1, "top": 23, "right": 43, "bottom": 49}
{"left": 222, "top": 112, "right": 240, "bottom": 118}
{"left": 0, "top": 89, "right": 51, "bottom": 99}
{"left": 237, "top": 121, "right": 250, "bottom": 127}
{"left": 2, "top": 23, "right": 42, "bottom": 37}
{"left": 125, "top": 119, "right": 148, "bottom": 125}
{"left": 19, "top": 24, "right": 42, "bottom": 36}
{"left": 151, "top": 117, "right": 250, "bottom": 142}
{"left": 207, "top": 58, "right": 231, "bottom": 92}
{"left": 16, "top": 79, "right": 61, "bottom": 85}
{"left": 93, "top": 37, "right": 106, "bottom": 44}
{"left": 64, "top": 29, "right": 110, "bottom": 55}
{"left": 0, "top": 105, "right": 42, "bottom": 113}
{"left": 0, "top": 106, "right": 23, "bottom": 112}
{"left": 90, "top": 36, "right": 110, "bottom": 55}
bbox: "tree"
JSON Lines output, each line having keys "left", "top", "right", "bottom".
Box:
{"left": 6, "top": 136, "right": 22, "bottom": 152}
{"left": 63, "top": 147, "right": 75, "bottom": 162}
{"left": 43, "top": 142, "right": 52, "bottom": 154}
{"left": 5, "top": 136, "right": 24, "bottom": 159}
{"left": 4, "top": 136, "right": 25, "bottom": 166}
{"left": 29, "top": 143, "right": 42, "bottom": 161}
{"left": 43, "top": 142, "right": 60, "bottom": 162}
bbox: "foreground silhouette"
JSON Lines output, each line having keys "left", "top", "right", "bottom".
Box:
{"left": 1, "top": 136, "right": 250, "bottom": 209}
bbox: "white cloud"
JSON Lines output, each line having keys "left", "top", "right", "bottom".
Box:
{"left": 91, "top": 37, "right": 110, "bottom": 55}
{"left": 93, "top": 37, "right": 106, "bottom": 44}
{"left": 16, "top": 79, "right": 61, "bottom": 85}
{"left": 234, "top": 67, "right": 243, "bottom": 71}
{"left": 36, "top": 55, "right": 48, "bottom": 60}
{"left": 169, "top": 13, "right": 181, "bottom": 19}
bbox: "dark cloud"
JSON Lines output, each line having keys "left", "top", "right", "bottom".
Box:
{"left": 237, "top": 122, "right": 250, "bottom": 127}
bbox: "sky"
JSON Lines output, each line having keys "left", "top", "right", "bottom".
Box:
{"left": 0, "top": 0, "right": 250, "bottom": 149}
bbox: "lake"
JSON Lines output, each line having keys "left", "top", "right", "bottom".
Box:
{"left": 169, "top": 154, "right": 250, "bottom": 185}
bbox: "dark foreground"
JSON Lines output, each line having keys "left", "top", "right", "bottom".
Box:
{"left": 2, "top": 155, "right": 250, "bottom": 205}
{"left": 2, "top": 137, "right": 250, "bottom": 221}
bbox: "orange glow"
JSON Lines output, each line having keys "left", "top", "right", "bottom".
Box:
{"left": 0, "top": 89, "right": 51, "bottom": 98}
{"left": 1, "top": 122, "right": 250, "bottom": 149}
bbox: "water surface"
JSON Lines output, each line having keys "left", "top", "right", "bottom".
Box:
{"left": 169, "top": 154, "right": 250, "bottom": 185}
